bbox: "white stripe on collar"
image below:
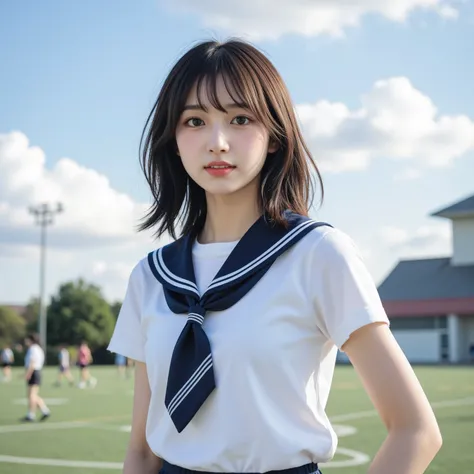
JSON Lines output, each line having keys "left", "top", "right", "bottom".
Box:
{"left": 206, "top": 219, "right": 316, "bottom": 292}
{"left": 153, "top": 248, "right": 199, "bottom": 295}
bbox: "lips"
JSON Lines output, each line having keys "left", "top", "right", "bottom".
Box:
{"left": 204, "top": 161, "right": 236, "bottom": 169}
{"left": 204, "top": 161, "right": 236, "bottom": 177}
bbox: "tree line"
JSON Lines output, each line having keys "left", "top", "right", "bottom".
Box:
{"left": 0, "top": 278, "right": 121, "bottom": 365}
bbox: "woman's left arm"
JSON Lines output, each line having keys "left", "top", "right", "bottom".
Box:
{"left": 24, "top": 358, "right": 34, "bottom": 380}
{"left": 343, "top": 321, "right": 443, "bottom": 474}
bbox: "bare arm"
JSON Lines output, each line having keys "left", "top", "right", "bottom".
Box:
{"left": 24, "top": 350, "right": 35, "bottom": 380}
{"left": 123, "top": 361, "right": 162, "bottom": 474}
{"left": 343, "top": 322, "right": 442, "bottom": 474}
{"left": 25, "top": 360, "right": 34, "bottom": 380}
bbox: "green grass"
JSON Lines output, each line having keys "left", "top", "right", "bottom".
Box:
{"left": 0, "top": 365, "right": 473, "bottom": 473}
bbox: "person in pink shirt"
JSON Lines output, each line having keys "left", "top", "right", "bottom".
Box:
{"left": 77, "top": 341, "right": 97, "bottom": 389}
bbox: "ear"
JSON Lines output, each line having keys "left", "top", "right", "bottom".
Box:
{"left": 172, "top": 139, "right": 181, "bottom": 156}
{"left": 268, "top": 139, "right": 279, "bottom": 154}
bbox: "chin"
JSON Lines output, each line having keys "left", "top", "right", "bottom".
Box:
{"left": 192, "top": 172, "right": 260, "bottom": 198}
{"left": 202, "top": 183, "right": 243, "bottom": 196}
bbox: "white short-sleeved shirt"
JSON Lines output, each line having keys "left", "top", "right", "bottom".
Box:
{"left": 1, "top": 348, "right": 13, "bottom": 363}
{"left": 25, "top": 344, "right": 45, "bottom": 370}
{"left": 59, "top": 349, "right": 70, "bottom": 367}
{"left": 108, "top": 226, "right": 389, "bottom": 472}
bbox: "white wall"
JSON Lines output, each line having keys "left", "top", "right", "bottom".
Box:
{"left": 459, "top": 315, "right": 474, "bottom": 361}
{"left": 337, "top": 318, "right": 474, "bottom": 364}
{"left": 452, "top": 218, "right": 474, "bottom": 265}
{"left": 392, "top": 330, "right": 440, "bottom": 363}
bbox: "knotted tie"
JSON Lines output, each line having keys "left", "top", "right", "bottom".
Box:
{"left": 164, "top": 304, "right": 214, "bottom": 428}
{"left": 148, "top": 212, "right": 330, "bottom": 432}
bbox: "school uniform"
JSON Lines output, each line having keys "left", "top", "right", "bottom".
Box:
{"left": 115, "top": 353, "right": 127, "bottom": 366}
{"left": 77, "top": 347, "right": 90, "bottom": 369}
{"left": 1, "top": 348, "right": 14, "bottom": 367}
{"left": 58, "top": 348, "right": 70, "bottom": 372}
{"left": 108, "top": 212, "right": 389, "bottom": 473}
{"left": 25, "top": 344, "right": 45, "bottom": 386}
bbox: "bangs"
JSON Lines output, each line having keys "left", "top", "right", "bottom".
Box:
{"left": 179, "top": 48, "right": 278, "bottom": 133}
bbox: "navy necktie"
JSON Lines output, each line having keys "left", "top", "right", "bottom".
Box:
{"left": 148, "top": 211, "right": 330, "bottom": 432}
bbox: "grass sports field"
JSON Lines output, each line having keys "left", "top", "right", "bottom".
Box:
{"left": 0, "top": 365, "right": 473, "bottom": 474}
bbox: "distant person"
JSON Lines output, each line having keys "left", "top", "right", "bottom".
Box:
{"left": 77, "top": 341, "right": 96, "bottom": 389}
{"left": 126, "top": 356, "right": 135, "bottom": 375}
{"left": 469, "top": 343, "right": 474, "bottom": 363}
{"left": 107, "top": 39, "right": 442, "bottom": 474}
{"left": 56, "top": 345, "right": 74, "bottom": 387}
{"left": 115, "top": 353, "right": 127, "bottom": 378}
{"left": 21, "top": 334, "right": 50, "bottom": 422}
{"left": 1, "top": 345, "right": 14, "bottom": 382}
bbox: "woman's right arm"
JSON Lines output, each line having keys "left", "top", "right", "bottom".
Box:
{"left": 123, "top": 361, "right": 162, "bottom": 474}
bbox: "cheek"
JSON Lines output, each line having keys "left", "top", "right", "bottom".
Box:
{"left": 240, "top": 130, "right": 269, "bottom": 160}
{"left": 176, "top": 131, "right": 201, "bottom": 172}
{"left": 176, "top": 129, "right": 197, "bottom": 154}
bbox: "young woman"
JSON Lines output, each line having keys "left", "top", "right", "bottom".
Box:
{"left": 77, "top": 341, "right": 97, "bottom": 389}
{"left": 115, "top": 353, "right": 128, "bottom": 378}
{"left": 56, "top": 345, "right": 74, "bottom": 387}
{"left": 108, "top": 39, "right": 442, "bottom": 474}
{"left": 22, "top": 334, "right": 50, "bottom": 422}
{"left": 1, "top": 344, "right": 14, "bottom": 382}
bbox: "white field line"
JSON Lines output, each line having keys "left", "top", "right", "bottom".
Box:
{"left": 0, "top": 455, "right": 121, "bottom": 469}
{"left": 0, "top": 421, "right": 92, "bottom": 434}
{"left": 0, "top": 396, "right": 473, "bottom": 470}
{"left": 1, "top": 396, "right": 472, "bottom": 434}
{"left": 330, "top": 396, "right": 474, "bottom": 423}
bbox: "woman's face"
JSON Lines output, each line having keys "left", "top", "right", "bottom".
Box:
{"left": 175, "top": 75, "right": 277, "bottom": 198}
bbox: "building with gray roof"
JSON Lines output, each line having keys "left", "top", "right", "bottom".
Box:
{"left": 377, "top": 193, "right": 474, "bottom": 363}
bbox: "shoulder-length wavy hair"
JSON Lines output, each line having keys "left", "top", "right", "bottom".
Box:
{"left": 139, "top": 39, "right": 323, "bottom": 239}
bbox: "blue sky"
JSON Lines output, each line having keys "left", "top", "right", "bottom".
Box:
{"left": 1, "top": 0, "right": 473, "bottom": 304}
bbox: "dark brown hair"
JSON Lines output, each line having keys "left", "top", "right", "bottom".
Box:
{"left": 139, "top": 39, "right": 323, "bottom": 239}
{"left": 26, "top": 333, "right": 40, "bottom": 345}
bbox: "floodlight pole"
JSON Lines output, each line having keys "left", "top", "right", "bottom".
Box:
{"left": 29, "top": 202, "right": 64, "bottom": 350}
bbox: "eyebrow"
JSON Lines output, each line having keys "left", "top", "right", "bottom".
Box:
{"left": 182, "top": 102, "right": 249, "bottom": 112}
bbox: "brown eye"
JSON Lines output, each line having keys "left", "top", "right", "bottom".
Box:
{"left": 186, "top": 117, "right": 204, "bottom": 127}
{"left": 231, "top": 116, "right": 250, "bottom": 125}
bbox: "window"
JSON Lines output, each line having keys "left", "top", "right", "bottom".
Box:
{"left": 437, "top": 316, "right": 447, "bottom": 329}
{"left": 389, "top": 317, "right": 436, "bottom": 330}
{"left": 440, "top": 333, "right": 449, "bottom": 361}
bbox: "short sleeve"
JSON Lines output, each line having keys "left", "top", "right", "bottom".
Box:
{"left": 31, "top": 347, "right": 41, "bottom": 365}
{"left": 312, "top": 228, "right": 389, "bottom": 351}
{"left": 107, "top": 261, "right": 147, "bottom": 362}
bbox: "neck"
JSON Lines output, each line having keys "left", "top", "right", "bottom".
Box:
{"left": 199, "top": 184, "right": 262, "bottom": 244}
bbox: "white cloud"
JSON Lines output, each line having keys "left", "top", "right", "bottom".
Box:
{"left": 296, "top": 77, "right": 474, "bottom": 172}
{"left": 92, "top": 261, "right": 135, "bottom": 281}
{"left": 0, "top": 131, "right": 152, "bottom": 249}
{"left": 168, "top": 0, "right": 459, "bottom": 40}
{"left": 436, "top": 4, "right": 460, "bottom": 18}
{"left": 378, "top": 224, "right": 451, "bottom": 256}
{"left": 0, "top": 243, "right": 37, "bottom": 259}
{"left": 394, "top": 168, "right": 423, "bottom": 180}
{"left": 0, "top": 132, "right": 179, "bottom": 302}
{"left": 358, "top": 223, "right": 451, "bottom": 285}
{"left": 89, "top": 260, "right": 136, "bottom": 299}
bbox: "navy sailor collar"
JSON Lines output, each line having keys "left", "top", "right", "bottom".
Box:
{"left": 148, "top": 211, "right": 329, "bottom": 300}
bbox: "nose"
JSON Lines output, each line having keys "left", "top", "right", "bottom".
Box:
{"left": 208, "top": 125, "right": 229, "bottom": 154}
